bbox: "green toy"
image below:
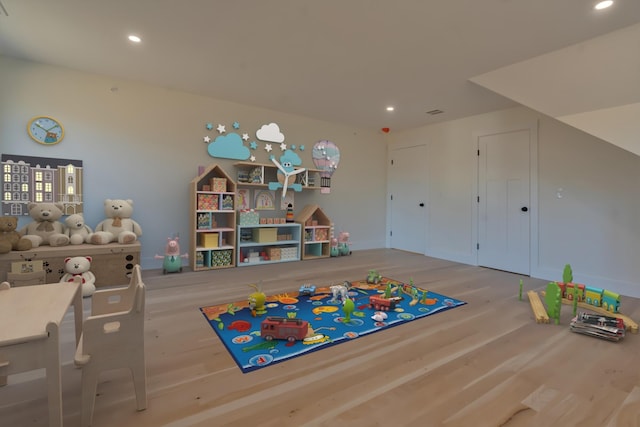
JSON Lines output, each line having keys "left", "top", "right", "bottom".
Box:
{"left": 563, "top": 264, "right": 578, "bottom": 315}
{"left": 248, "top": 283, "right": 267, "bottom": 317}
{"left": 342, "top": 298, "right": 355, "bottom": 323}
{"left": 563, "top": 264, "right": 573, "bottom": 284}
{"left": 383, "top": 283, "right": 392, "bottom": 299}
{"left": 519, "top": 279, "right": 523, "bottom": 301}
{"left": 545, "top": 282, "right": 562, "bottom": 325}
{"left": 366, "top": 269, "right": 382, "bottom": 284}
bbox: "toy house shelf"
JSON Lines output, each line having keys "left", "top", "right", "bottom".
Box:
{"left": 294, "top": 204, "right": 331, "bottom": 260}
{"left": 236, "top": 223, "right": 301, "bottom": 267}
{"left": 189, "top": 164, "right": 236, "bottom": 271}
{"left": 234, "top": 162, "right": 322, "bottom": 190}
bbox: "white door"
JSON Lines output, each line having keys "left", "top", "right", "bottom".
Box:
{"left": 389, "top": 145, "right": 427, "bottom": 254}
{"left": 478, "top": 129, "right": 530, "bottom": 275}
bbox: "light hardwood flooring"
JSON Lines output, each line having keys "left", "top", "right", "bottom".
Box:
{"left": 1, "top": 249, "right": 639, "bottom": 427}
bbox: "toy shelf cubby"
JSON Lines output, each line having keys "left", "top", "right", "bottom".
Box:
{"left": 236, "top": 223, "right": 301, "bottom": 267}
{"left": 234, "top": 161, "right": 322, "bottom": 189}
{"left": 294, "top": 204, "right": 331, "bottom": 260}
{"left": 189, "top": 164, "right": 236, "bottom": 271}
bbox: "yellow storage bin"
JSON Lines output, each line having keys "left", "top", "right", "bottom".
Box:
{"left": 253, "top": 228, "right": 277, "bottom": 243}
{"left": 201, "top": 232, "right": 219, "bottom": 248}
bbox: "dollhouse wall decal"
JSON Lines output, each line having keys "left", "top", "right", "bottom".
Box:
{"left": 1, "top": 154, "right": 84, "bottom": 216}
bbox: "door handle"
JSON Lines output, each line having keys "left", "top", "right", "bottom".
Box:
{"left": 521, "top": 207, "right": 528, "bottom": 212}
{"left": 419, "top": 202, "right": 425, "bottom": 207}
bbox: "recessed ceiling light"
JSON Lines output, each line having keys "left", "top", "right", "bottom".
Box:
{"left": 128, "top": 35, "right": 142, "bottom": 43}
{"left": 386, "top": 106, "right": 395, "bottom": 112}
{"left": 595, "top": 1, "right": 613, "bottom": 10}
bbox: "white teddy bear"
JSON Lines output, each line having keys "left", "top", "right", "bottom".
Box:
{"left": 59, "top": 256, "right": 96, "bottom": 297}
{"left": 19, "top": 202, "right": 70, "bottom": 247}
{"left": 90, "top": 199, "right": 142, "bottom": 245}
{"left": 65, "top": 213, "right": 93, "bottom": 245}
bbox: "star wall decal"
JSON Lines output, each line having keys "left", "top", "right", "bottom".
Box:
{"left": 250, "top": 141, "right": 258, "bottom": 150}
{"left": 206, "top": 123, "right": 213, "bottom": 130}
{"left": 242, "top": 133, "right": 249, "bottom": 141}
{"left": 233, "top": 122, "right": 240, "bottom": 129}
{"left": 216, "top": 124, "right": 226, "bottom": 133}
{"left": 265, "top": 143, "right": 273, "bottom": 152}
{"left": 203, "top": 136, "right": 211, "bottom": 143}
{"left": 280, "top": 143, "right": 287, "bottom": 151}
{"left": 250, "top": 155, "right": 256, "bottom": 162}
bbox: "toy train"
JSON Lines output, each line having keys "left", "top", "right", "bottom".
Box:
{"left": 555, "top": 282, "right": 620, "bottom": 313}
{"left": 369, "top": 295, "right": 401, "bottom": 311}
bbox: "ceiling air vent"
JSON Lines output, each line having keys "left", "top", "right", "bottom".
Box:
{"left": 426, "top": 109, "right": 444, "bottom": 115}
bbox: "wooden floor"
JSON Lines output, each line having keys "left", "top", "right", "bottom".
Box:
{"left": 2, "top": 249, "right": 640, "bottom": 427}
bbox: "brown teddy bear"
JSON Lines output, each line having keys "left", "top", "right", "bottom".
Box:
{"left": 0, "top": 216, "right": 33, "bottom": 254}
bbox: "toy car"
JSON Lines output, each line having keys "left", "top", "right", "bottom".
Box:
{"left": 367, "top": 270, "right": 382, "bottom": 284}
{"left": 299, "top": 284, "right": 316, "bottom": 296}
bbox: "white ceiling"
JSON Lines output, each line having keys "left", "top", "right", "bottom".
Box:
{"left": 1, "top": 0, "right": 639, "bottom": 145}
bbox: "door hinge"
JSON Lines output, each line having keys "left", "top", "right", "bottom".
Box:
{"left": 391, "top": 159, "right": 394, "bottom": 166}
{"left": 390, "top": 230, "right": 393, "bottom": 237}
{"left": 390, "top": 194, "right": 393, "bottom": 201}
{"left": 477, "top": 149, "right": 480, "bottom": 156}
{"left": 477, "top": 196, "right": 480, "bottom": 203}
{"left": 477, "top": 243, "right": 479, "bottom": 250}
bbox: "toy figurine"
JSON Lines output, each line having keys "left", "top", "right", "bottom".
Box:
{"left": 342, "top": 298, "right": 355, "bottom": 323}
{"left": 154, "top": 236, "right": 188, "bottom": 274}
{"left": 337, "top": 231, "right": 351, "bottom": 256}
{"left": 330, "top": 281, "right": 350, "bottom": 303}
{"left": 330, "top": 237, "right": 340, "bottom": 257}
{"left": 248, "top": 283, "right": 267, "bottom": 317}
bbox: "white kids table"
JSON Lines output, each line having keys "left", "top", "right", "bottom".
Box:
{"left": 0, "top": 281, "right": 83, "bottom": 427}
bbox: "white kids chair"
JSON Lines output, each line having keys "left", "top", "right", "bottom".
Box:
{"left": 74, "top": 264, "right": 147, "bottom": 426}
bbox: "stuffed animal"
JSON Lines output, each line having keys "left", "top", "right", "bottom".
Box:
{"left": 19, "top": 202, "right": 70, "bottom": 247}
{"left": 60, "top": 256, "right": 96, "bottom": 297}
{"left": 0, "top": 216, "right": 33, "bottom": 254}
{"left": 90, "top": 199, "right": 142, "bottom": 245}
{"left": 65, "top": 213, "right": 93, "bottom": 245}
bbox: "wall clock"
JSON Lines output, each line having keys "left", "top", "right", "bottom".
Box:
{"left": 27, "top": 116, "right": 65, "bottom": 145}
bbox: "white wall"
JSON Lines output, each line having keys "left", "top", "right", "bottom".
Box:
{"left": 388, "top": 106, "right": 640, "bottom": 297}
{"left": 0, "top": 56, "right": 388, "bottom": 270}
{"left": 4, "top": 56, "right": 639, "bottom": 298}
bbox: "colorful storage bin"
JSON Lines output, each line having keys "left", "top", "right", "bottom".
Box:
{"left": 211, "top": 178, "right": 227, "bottom": 192}
{"left": 239, "top": 210, "right": 259, "bottom": 226}
{"left": 197, "top": 194, "right": 219, "bottom": 210}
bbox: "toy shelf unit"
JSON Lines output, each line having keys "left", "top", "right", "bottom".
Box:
{"left": 294, "top": 204, "right": 332, "bottom": 260}
{"left": 234, "top": 161, "right": 322, "bottom": 189}
{"left": 190, "top": 164, "right": 236, "bottom": 271}
{"left": 237, "top": 223, "right": 301, "bottom": 267}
